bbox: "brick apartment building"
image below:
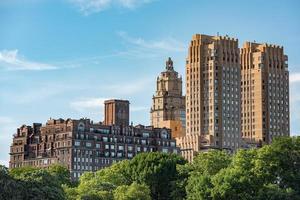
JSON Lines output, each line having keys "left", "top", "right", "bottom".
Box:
{"left": 9, "top": 99, "right": 179, "bottom": 180}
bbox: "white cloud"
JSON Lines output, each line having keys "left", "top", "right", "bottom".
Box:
{"left": 69, "top": 0, "right": 111, "bottom": 15}
{"left": 69, "top": 0, "right": 154, "bottom": 15}
{"left": 290, "top": 72, "right": 300, "bottom": 83}
{"left": 70, "top": 97, "right": 112, "bottom": 122}
{"left": 117, "top": 31, "right": 185, "bottom": 52}
{"left": 70, "top": 97, "right": 148, "bottom": 115}
{"left": 70, "top": 97, "right": 110, "bottom": 112}
{"left": 117, "top": 0, "right": 154, "bottom": 8}
{"left": 0, "top": 49, "right": 57, "bottom": 71}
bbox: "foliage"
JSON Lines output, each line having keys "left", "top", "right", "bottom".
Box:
{"left": 1, "top": 164, "right": 70, "bottom": 200}
{"left": 126, "top": 152, "right": 186, "bottom": 200}
{"left": 185, "top": 137, "right": 300, "bottom": 200}
{"left": 170, "top": 163, "right": 191, "bottom": 200}
{"left": 48, "top": 164, "right": 71, "bottom": 186}
{"left": 65, "top": 152, "right": 186, "bottom": 200}
{"left": 186, "top": 150, "right": 232, "bottom": 200}
{"left": 16, "top": 168, "right": 66, "bottom": 200}
{"left": 2, "top": 136, "right": 300, "bottom": 200}
{"left": 113, "top": 182, "right": 151, "bottom": 200}
{"left": 190, "top": 150, "right": 231, "bottom": 175}
{"left": 0, "top": 165, "right": 23, "bottom": 199}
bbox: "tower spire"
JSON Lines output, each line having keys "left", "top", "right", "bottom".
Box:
{"left": 166, "top": 57, "right": 174, "bottom": 71}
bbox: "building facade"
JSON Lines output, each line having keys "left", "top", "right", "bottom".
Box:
{"left": 240, "top": 42, "right": 290, "bottom": 144}
{"left": 104, "top": 99, "right": 130, "bottom": 126}
{"left": 150, "top": 57, "right": 186, "bottom": 138}
{"left": 178, "top": 34, "right": 241, "bottom": 161}
{"left": 10, "top": 119, "right": 178, "bottom": 180}
{"left": 10, "top": 100, "right": 179, "bottom": 180}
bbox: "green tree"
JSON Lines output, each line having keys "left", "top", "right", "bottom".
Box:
{"left": 254, "top": 136, "right": 300, "bottom": 194}
{"left": 190, "top": 150, "right": 231, "bottom": 175}
{"left": 113, "top": 182, "right": 151, "bottom": 200}
{"left": 75, "top": 172, "right": 115, "bottom": 200}
{"left": 186, "top": 137, "right": 300, "bottom": 200}
{"left": 170, "top": 163, "right": 191, "bottom": 200}
{"left": 48, "top": 164, "right": 71, "bottom": 186}
{"left": 257, "top": 184, "right": 300, "bottom": 200}
{"left": 94, "top": 160, "right": 131, "bottom": 186}
{"left": 9, "top": 165, "right": 36, "bottom": 177}
{"left": 126, "top": 152, "right": 186, "bottom": 200}
{"left": 0, "top": 165, "right": 24, "bottom": 200}
{"left": 186, "top": 174, "right": 212, "bottom": 200}
{"left": 64, "top": 161, "right": 131, "bottom": 200}
{"left": 63, "top": 184, "right": 78, "bottom": 200}
{"left": 10, "top": 166, "right": 66, "bottom": 200}
{"left": 186, "top": 150, "right": 232, "bottom": 200}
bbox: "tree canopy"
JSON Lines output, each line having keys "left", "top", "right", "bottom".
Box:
{"left": 186, "top": 137, "right": 300, "bottom": 200}
{"left": 1, "top": 136, "right": 299, "bottom": 200}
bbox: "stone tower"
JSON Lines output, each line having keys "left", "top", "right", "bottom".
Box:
{"left": 150, "top": 57, "right": 185, "bottom": 138}
{"left": 104, "top": 99, "right": 130, "bottom": 126}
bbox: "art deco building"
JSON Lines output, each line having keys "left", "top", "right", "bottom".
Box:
{"left": 177, "top": 34, "right": 241, "bottom": 161}
{"left": 104, "top": 99, "right": 129, "bottom": 126}
{"left": 240, "top": 42, "right": 289, "bottom": 145}
{"left": 10, "top": 100, "right": 179, "bottom": 180}
{"left": 150, "top": 57, "right": 186, "bottom": 138}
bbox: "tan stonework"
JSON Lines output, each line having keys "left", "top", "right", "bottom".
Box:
{"left": 240, "top": 42, "right": 290, "bottom": 144}
{"left": 177, "top": 34, "right": 242, "bottom": 161}
{"left": 150, "top": 57, "right": 186, "bottom": 138}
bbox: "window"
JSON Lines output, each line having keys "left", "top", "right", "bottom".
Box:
{"left": 128, "top": 153, "right": 133, "bottom": 158}
{"left": 86, "top": 142, "right": 91, "bottom": 147}
{"left": 128, "top": 146, "right": 133, "bottom": 151}
{"left": 96, "top": 143, "right": 100, "bottom": 148}
{"left": 161, "top": 131, "right": 168, "bottom": 139}
{"left": 78, "top": 122, "right": 85, "bottom": 131}
{"left": 162, "top": 148, "right": 168, "bottom": 153}
{"left": 75, "top": 141, "right": 80, "bottom": 146}
{"left": 118, "top": 145, "right": 124, "bottom": 151}
{"left": 142, "top": 132, "right": 150, "bottom": 137}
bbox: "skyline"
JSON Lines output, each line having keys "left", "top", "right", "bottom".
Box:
{"left": 1, "top": 0, "right": 300, "bottom": 167}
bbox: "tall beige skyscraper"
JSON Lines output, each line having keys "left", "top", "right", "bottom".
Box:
{"left": 177, "top": 34, "right": 241, "bottom": 161}
{"left": 240, "top": 42, "right": 289, "bottom": 145}
{"left": 150, "top": 57, "right": 186, "bottom": 138}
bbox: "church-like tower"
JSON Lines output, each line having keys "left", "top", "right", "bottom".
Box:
{"left": 150, "top": 57, "right": 185, "bottom": 138}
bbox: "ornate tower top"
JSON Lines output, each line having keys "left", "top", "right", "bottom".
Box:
{"left": 166, "top": 57, "right": 174, "bottom": 71}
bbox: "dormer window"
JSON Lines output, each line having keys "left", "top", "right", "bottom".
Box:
{"left": 78, "top": 122, "right": 85, "bottom": 132}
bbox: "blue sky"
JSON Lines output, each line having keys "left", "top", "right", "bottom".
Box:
{"left": 0, "top": 0, "right": 299, "bottom": 166}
